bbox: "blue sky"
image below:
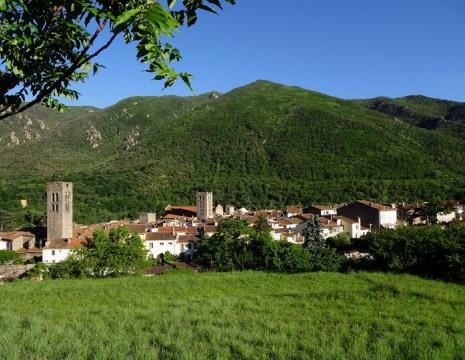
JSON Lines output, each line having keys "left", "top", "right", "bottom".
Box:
{"left": 69, "top": 0, "right": 465, "bottom": 108}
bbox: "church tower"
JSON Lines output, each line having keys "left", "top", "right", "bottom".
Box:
{"left": 196, "top": 192, "right": 213, "bottom": 220}
{"left": 47, "top": 182, "right": 73, "bottom": 241}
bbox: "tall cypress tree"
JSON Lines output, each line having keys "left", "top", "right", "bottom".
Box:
{"left": 303, "top": 215, "right": 326, "bottom": 249}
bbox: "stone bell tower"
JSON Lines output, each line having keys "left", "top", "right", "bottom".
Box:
{"left": 47, "top": 182, "right": 73, "bottom": 241}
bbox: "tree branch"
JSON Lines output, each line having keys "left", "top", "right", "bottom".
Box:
{"left": 0, "top": 20, "right": 118, "bottom": 120}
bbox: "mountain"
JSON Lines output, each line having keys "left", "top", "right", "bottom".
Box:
{"left": 1, "top": 80, "right": 465, "bottom": 228}
{"left": 356, "top": 95, "right": 465, "bottom": 137}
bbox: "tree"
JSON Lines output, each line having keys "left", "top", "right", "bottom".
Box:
{"left": 303, "top": 215, "right": 325, "bottom": 249}
{"left": 0, "top": 0, "right": 235, "bottom": 120}
{"left": 90, "top": 226, "right": 147, "bottom": 276}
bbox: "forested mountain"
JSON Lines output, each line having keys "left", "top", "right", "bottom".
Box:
{"left": 357, "top": 95, "right": 465, "bottom": 137}
{"left": 1, "top": 80, "right": 465, "bottom": 228}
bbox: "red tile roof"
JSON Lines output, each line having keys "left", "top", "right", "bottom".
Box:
{"left": 45, "top": 238, "right": 89, "bottom": 250}
{"left": 146, "top": 233, "right": 176, "bottom": 241}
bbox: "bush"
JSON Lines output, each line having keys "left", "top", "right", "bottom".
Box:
{"left": 0, "top": 250, "right": 22, "bottom": 264}
{"left": 364, "top": 224, "right": 465, "bottom": 283}
{"left": 269, "top": 241, "right": 312, "bottom": 273}
{"left": 25, "top": 262, "right": 50, "bottom": 280}
{"left": 326, "top": 233, "right": 352, "bottom": 252}
{"left": 308, "top": 247, "right": 344, "bottom": 272}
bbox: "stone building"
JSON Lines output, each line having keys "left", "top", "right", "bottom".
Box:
{"left": 47, "top": 182, "right": 73, "bottom": 241}
{"left": 139, "top": 212, "right": 157, "bottom": 225}
{"left": 196, "top": 192, "right": 213, "bottom": 220}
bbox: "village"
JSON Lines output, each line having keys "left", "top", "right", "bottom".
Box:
{"left": 0, "top": 181, "right": 463, "bottom": 265}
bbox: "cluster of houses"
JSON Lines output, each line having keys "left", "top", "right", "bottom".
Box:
{"left": 1, "top": 182, "right": 464, "bottom": 265}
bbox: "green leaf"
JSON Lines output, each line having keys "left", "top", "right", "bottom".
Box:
{"left": 0, "top": 0, "right": 6, "bottom": 11}
{"left": 114, "top": 8, "right": 142, "bottom": 32}
{"left": 167, "top": 0, "right": 177, "bottom": 9}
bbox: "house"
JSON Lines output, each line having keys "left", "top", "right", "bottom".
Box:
{"left": 215, "top": 204, "right": 224, "bottom": 217}
{"left": 224, "top": 205, "right": 235, "bottom": 217}
{"left": 0, "top": 231, "right": 36, "bottom": 251}
{"left": 397, "top": 203, "right": 427, "bottom": 225}
{"left": 200, "top": 225, "right": 217, "bottom": 237}
{"left": 293, "top": 216, "right": 344, "bottom": 240}
{"left": 145, "top": 232, "right": 177, "bottom": 258}
{"left": 177, "top": 235, "right": 200, "bottom": 257}
{"left": 155, "top": 226, "right": 199, "bottom": 237}
{"left": 303, "top": 205, "right": 337, "bottom": 216}
{"left": 334, "top": 216, "right": 370, "bottom": 239}
{"left": 43, "top": 238, "right": 88, "bottom": 264}
{"left": 127, "top": 224, "right": 149, "bottom": 240}
{"left": 338, "top": 200, "right": 398, "bottom": 229}
{"left": 286, "top": 205, "right": 302, "bottom": 218}
{"left": 437, "top": 211, "right": 456, "bottom": 224}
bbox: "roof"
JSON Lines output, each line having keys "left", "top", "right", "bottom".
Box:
{"left": 319, "top": 217, "right": 341, "bottom": 228}
{"left": 156, "top": 227, "right": 199, "bottom": 235}
{"left": 126, "top": 224, "right": 148, "bottom": 234}
{"left": 309, "top": 204, "right": 335, "bottom": 211}
{"left": 45, "top": 238, "right": 88, "bottom": 250}
{"left": 145, "top": 232, "right": 176, "bottom": 241}
{"left": 0, "top": 231, "right": 35, "bottom": 241}
{"left": 335, "top": 215, "right": 358, "bottom": 224}
{"left": 73, "top": 224, "right": 103, "bottom": 239}
{"left": 162, "top": 214, "right": 187, "bottom": 220}
{"left": 178, "top": 235, "right": 201, "bottom": 243}
{"left": 17, "top": 247, "right": 42, "bottom": 254}
{"left": 358, "top": 200, "right": 396, "bottom": 211}
{"left": 286, "top": 205, "right": 302, "bottom": 213}
{"left": 164, "top": 205, "right": 197, "bottom": 213}
{"left": 202, "top": 225, "right": 217, "bottom": 233}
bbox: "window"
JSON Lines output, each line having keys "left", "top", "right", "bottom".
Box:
{"left": 168, "top": 242, "right": 173, "bottom": 245}
{"left": 160, "top": 242, "right": 164, "bottom": 246}
{"left": 51, "top": 250, "right": 55, "bottom": 256}
{"left": 149, "top": 243, "right": 153, "bottom": 249}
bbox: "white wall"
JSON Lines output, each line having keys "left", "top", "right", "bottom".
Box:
{"left": 0, "top": 240, "right": 10, "bottom": 251}
{"left": 379, "top": 210, "right": 397, "bottom": 228}
{"left": 437, "top": 212, "right": 456, "bottom": 224}
{"left": 43, "top": 248, "right": 71, "bottom": 264}
{"left": 145, "top": 240, "right": 178, "bottom": 258}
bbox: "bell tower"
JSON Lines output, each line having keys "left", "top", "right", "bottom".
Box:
{"left": 47, "top": 182, "right": 73, "bottom": 241}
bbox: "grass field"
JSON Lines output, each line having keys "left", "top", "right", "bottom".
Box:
{"left": 0, "top": 271, "right": 464, "bottom": 360}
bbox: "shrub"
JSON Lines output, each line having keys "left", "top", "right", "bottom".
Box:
{"left": 326, "top": 233, "right": 352, "bottom": 252}
{"left": 364, "top": 224, "right": 465, "bottom": 283}
{"left": 26, "top": 262, "right": 50, "bottom": 280}
{"left": 0, "top": 250, "right": 22, "bottom": 264}
{"left": 269, "top": 241, "right": 312, "bottom": 273}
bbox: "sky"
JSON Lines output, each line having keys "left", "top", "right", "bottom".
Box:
{"left": 66, "top": 0, "right": 465, "bottom": 108}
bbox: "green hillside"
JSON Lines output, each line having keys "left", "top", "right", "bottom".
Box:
{"left": 1, "top": 272, "right": 464, "bottom": 360}
{"left": 1, "top": 80, "right": 465, "bottom": 227}
{"left": 357, "top": 95, "right": 465, "bottom": 137}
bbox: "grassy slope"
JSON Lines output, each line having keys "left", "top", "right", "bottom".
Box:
{"left": 0, "top": 272, "right": 464, "bottom": 360}
{"left": 2, "top": 81, "right": 465, "bottom": 226}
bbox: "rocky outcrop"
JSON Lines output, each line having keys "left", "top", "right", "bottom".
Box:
{"left": 8, "top": 131, "right": 20, "bottom": 146}
{"left": 86, "top": 124, "right": 102, "bottom": 148}
{"left": 123, "top": 128, "right": 140, "bottom": 150}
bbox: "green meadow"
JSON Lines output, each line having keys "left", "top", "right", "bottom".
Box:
{"left": 0, "top": 271, "right": 464, "bottom": 359}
